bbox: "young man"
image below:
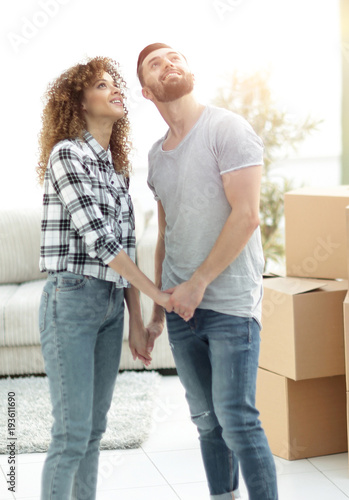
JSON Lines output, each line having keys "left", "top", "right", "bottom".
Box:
{"left": 137, "top": 43, "right": 278, "bottom": 500}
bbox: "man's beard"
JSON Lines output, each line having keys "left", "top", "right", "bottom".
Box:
{"left": 149, "top": 72, "right": 194, "bottom": 103}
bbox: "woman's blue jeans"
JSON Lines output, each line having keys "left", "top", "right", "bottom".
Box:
{"left": 39, "top": 271, "right": 125, "bottom": 500}
{"left": 166, "top": 309, "right": 278, "bottom": 500}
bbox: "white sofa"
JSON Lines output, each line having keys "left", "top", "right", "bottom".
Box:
{"left": 0, "top": 204, "right": 175, "bottom": 376}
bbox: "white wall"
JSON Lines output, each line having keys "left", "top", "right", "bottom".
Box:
{"left": 0, "top": 0, "right": 341, "bottom": 209}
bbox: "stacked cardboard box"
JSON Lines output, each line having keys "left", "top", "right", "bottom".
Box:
{"left": 344, "top": 292, "right": 349, "bottom": 455}
{"left": 344, "top": 208, "right": 349, "bottom": 457}
{"left": 257, "top": 186, "right": 349, "bottom": 460}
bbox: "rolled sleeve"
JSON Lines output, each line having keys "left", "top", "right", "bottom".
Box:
{"left": 213, "top": 113, "right": 264, "bottom": 175}
{"left": 49, "top": 145, "right": 123, "bottom": 263}
{"left": 92, "top": 233, "right": 122, "bottom": 264}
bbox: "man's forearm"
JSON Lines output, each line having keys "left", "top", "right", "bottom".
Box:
{"left": 152, "top": 233, "right": 166, "bottom": 322}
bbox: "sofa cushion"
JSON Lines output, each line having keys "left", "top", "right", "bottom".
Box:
{"left": 0, "top": 207, "right": 44, "bottom": 283}
{"left": 0, "top": 279, "right": 133, "bottom": 347}
{"left": 0, "top": 284, "right": 18, "bottom": 340}
{"left": 0, "top": 280, "right": 45, "bottom": 347}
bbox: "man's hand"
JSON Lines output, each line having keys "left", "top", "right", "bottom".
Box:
{"left": 129, "top": 321, "right": 153, "bottom": 367}
{"left": 165, "top": 277, "right": 206, "bottom": 321}
{"left": 146, "top": 318, "right": 165, "bottom": 354}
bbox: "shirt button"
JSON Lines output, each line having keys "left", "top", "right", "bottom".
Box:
{"left": 119, "top": 220, "right": 122, "bottom": 224}
{"left": 111, "top": 181, "right": 114, "bottom": 185}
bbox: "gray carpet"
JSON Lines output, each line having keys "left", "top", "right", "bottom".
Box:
{"left": 0, "top": 371, "right": 161, "bottom": 454}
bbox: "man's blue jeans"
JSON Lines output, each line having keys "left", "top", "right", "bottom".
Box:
{"left": 39, "top": 271, "right": 125, "bottom": 500}
{"left": 166, "top": 309, "right": 278, "bottom": 500}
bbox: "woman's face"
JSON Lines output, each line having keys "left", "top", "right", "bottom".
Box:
{"left": 81, "top": 71, "right": 125, "bottom": 123}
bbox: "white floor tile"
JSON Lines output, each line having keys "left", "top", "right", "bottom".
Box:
{"left": 321, "top": 468, "right": 349, "bottom": 496}
{"left": 172, "top": 478, "right": 251, "bottom": 500}
{"left": 0, "top": 466, "right": 16, "bottom": 499}
{"left": 153, "top": 376, "right": 190, "bottom": 423}
{"left": 10, "top": 461, "right": 43, "bottom": 499}
{"left": 0, "top": 454, "right": 9, "bottom": 466}
{"left": 277, "top": 471, "right": 349, "bottom": 500}
{"left": 171, "top": 481, "right": 210, "bottom": 500}
{"left": 274, "top": 456, "right": 318, "bottom": 475}
{"left": 157, "top": 375, "right": 185, "bottom": 397}
{"left": 142, "top": 418, "right": 200, "bottom": 452}
{"left": 151, "top": 392, "right": 190, "bottom": 424}
{"left": 16, "top": 453, "right": 46, "bottom": 465}
{"left": 97, "top": 448, "right": 144, "bottom": 457}
{"left": 146, "top": 449, "right": 207, "bottom": 484}
{"left": 96, "top": 451, "right": 167, "bottom": 491}
{"left": 97, "top": 484, "right": 180, "bottom": 500}
{"left": 308, "top": 453, "right": 349, "bottom": 471}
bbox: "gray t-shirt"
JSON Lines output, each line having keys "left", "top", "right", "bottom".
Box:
{"left": 147, "top": 105, "right": 265, "bottom": 324}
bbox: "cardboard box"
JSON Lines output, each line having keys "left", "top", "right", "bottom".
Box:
{"left": 347, "top": 392, "right": 349, "bottom": 462}
{"left": 344, "top": 292, "right": 349, "bottom": 389}
{"left": 347, "top": 207, "right": 349, "bottom": 278}
{"left": 256, "top": 368, "right": 347, "bottom": 460}
{"left": 285, "top": 186, "right": 349, "bottom": 279}
{"left": 260, "top": 276, "right": 347, "bottom": 380}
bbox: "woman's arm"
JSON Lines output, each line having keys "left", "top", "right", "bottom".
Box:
{"left": 124, "top": 285, "right": 152, "bottom": 366}
{"left": 145, "top": 201, "right": 167, "bottom": 353}
{"left": 108, "top": 249, "right": 170, "bottom": 310}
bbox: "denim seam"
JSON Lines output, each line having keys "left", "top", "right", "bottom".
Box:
{"left": 102, "top": 284, "right": 123, "bottom": 324}
{"left": 40, "top": 291, "right": 49, "bottom": 333}
{"left": 50, "top": 287, "right": 69, "bottom": 499}
{"left": 244, "top": 321, "right": 274, "bottom": 499}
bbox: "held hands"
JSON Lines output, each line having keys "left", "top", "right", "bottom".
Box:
{"left": 135, "top": 279, "right": 206, "bottom": 364}
{"left": 156, "top": 277, "right": 207, "bottom": 322}
{"left": 165, "top": 278, "right": 206, "bottom": 321}
{"left": 128, "top": 320, "right": 153, "bottom": 367}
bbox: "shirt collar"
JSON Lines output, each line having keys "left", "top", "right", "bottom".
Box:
{"left": 83, "top": 131, "right": 112, "bottom": 164}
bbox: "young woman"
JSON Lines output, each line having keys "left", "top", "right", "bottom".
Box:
{"left": 37, "top": 56, "right": 171, "bottom": 500}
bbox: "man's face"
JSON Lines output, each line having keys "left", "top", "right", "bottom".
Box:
{"left": 141, "top": 48, "right": 194, "bottom": 103}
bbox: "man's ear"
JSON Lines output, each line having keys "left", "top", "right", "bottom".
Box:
{"left": 142, "top": 87, "right": 154, "bottom": 102}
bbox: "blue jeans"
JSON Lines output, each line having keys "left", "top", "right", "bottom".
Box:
{"left": 39, "top": 271, "right": 125, "bottom": 500}
{"left": 166, "top": 309, "right": 278, "bottom": 500}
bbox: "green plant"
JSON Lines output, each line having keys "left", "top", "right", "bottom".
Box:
{"left": 212, "top": 70, "right": 321, "bottom": 270}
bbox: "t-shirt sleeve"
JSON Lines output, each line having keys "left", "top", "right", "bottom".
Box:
{"left": 213, "top": 113, "right": 264, "bottom": 175}
{"left": 147, "top": 178, "right": 160, "bottom": 201}
{"left": 147, "top": 151, "right": 161, "bottom": 201}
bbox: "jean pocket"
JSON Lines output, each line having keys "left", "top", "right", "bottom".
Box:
{"left": 56, "top": 272, "right": 87, "bottom": 292}
{"left": 39, "top": 291, "right": 48, "bottom": 333}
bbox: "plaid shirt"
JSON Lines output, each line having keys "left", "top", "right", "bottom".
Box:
{"left": 40, "top": 131, "right": 135, "bottom": 286}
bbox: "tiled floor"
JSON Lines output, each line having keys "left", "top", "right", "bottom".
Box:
{"left": 0, "top": 375, "right": 348, "bottom": 499}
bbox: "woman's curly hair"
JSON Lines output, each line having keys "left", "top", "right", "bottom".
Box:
{"left": 37, "top": 56, "right": 132, "bottom": 184}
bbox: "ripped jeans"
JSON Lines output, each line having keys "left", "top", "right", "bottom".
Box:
{"left": 166, "top": 309, "right": 278, "bottom": 500}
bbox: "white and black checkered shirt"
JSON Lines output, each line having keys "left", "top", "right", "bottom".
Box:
{"left": 39, "top": 131, "right": 135, "bottom": 286}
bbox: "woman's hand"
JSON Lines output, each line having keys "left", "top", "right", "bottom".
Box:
{"left": 155, "top": 290, "right": 173, "bottom": 313}
{"left": 129, "top": 320, "right": 153, "bottom": 367}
